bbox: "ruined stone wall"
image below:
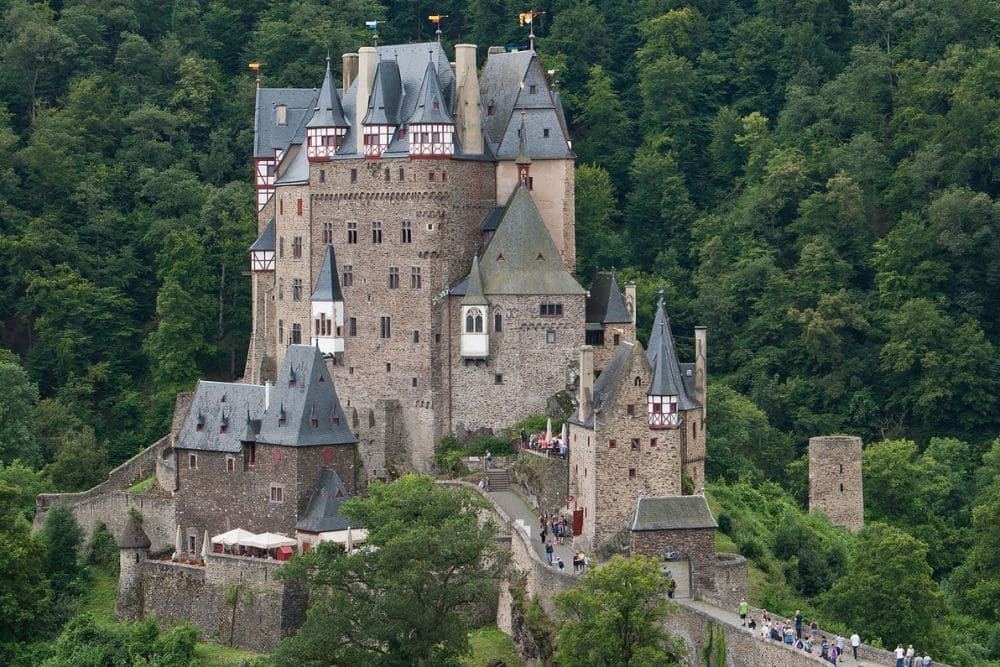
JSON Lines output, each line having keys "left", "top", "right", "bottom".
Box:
{"left": 509, "top": 451, "right": 569, "bottom": 515}
{"left": 137, "top": 555, "right": 305, "bottom": 652}
{"left": 808, "top": 435, "right": 864, "bottom": 532}
{"left": 446, "top": 294, "right": 584, "bottom": 437}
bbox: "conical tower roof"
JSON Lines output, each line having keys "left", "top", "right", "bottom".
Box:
{"left": 647, "top": 293, "right": 700, "bottom": 409}
{"left": 119, "top": 514, "right": 151, "bottom": 550}
{"left": 307, "top": 56, "right": 349, "bottom": 128}
{"left": 461, "top": 254, "right": 489, "bottom": 306}
{"left": 408, "top": 59, "right": 454, "bottom": 125}
{"left": 311, "top": 245, "right": 343, "bottom": 302}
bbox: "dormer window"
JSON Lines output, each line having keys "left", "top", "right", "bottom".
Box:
{"left": 289, "top": 369, "right": 297, "bottom": 387}
{"left": 195, "top": 413, "right": 205, "bottom": 432}
{"left": 278, "top": 408, "right": 287, "bottom": 426}
{"left": 487, "top": 100, "right": 495, "bottom": 115}
{"left": 432, "top": 100, "right": 439, "bottom": 110}
{"left": 529, "top": 84, "right": 537, "bottom": 94}
{"left": 220, "top": 416, "right": 229, "bottom": 434}
{"left": 311, "top": 418, "right": 319, "bottom": 427}
{"left": 276, "top": 104, "right": 287, "bottom": 125}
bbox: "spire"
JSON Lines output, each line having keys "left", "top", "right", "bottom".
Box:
{"left": 647, "top": 292, "right": 700, "bottom": 409}
{"left": 461, "top": 254, "right": 489, "bottom": 306}
{"left": 407, "top": 59, "right": 455, "bottom": 125}
{"left": 515, "top": 111, "right": 531, "bottom": 166}
{"left": 311, "top": 245, "right": 343, "bottom": 302}
{"left": 307, "top": 56, "right": 349, "bottom": 128}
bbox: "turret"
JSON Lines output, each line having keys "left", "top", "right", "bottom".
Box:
{"left": 306, "top": 56, "right": 350, "bottom": 162}
{"left": 249, "top": 220, "right": 276, "bottom": 272}
{"left": 407, "top": 59, "right": 455, "bottom": 158}
{"left": 646, "top": 292, "right": 699, "bottom": 429}
{"left": 362, "top": 60, "right": 400, "bottom": 158}
{"left": 311, "top": 245, "right": 344, "bottom": 356}
{"left": 460, "top": 255, "right": 489, "bottom": 358}
{"left": 116, "top": 514, "right": 151, "bottom": 622}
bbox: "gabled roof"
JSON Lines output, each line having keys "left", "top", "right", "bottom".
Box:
{"left": 253, "top": 88, "right": 319, "bottom": 158}
{"left": 408, "top": 60, "right": 454, "bottom": 125}
{"left": 119, "top": 515, "right": 151, "bottom": 549}
{"left": 569, "top": 340, "right": 649, "bottom": 429}
{"left": 307, "top": 57, "right": 349, "bottom": 129}
{"left": 587, "top": 273, "right": 631, "bottom": 324}
{"left": 312, "top": 245, "right": 343, "bottom": 302}
{"left": 364, "top": 59, "right": 403, "bottom": 125}
{"left": 477, "top": 186, "right": 584, "bottom": 296}
{"left": 255, "top": 345, "right": 357, "bottom": 447}
{"left": 647, "top": 295, "right": 700, "bottom": 409}
{"left": 250, "top": 219, "right": 276, "bottom": 252}
{"left": 296, "top": 468, "right": 357, "bottom": 533}
{"left": 461, "top": 254, "right": 489, "bottom": 306}
{"left": 175, "top": 381, "right": 265, "bottom": 453}
{"left": 631, "top": 495, "right": 717, "bottom": 531}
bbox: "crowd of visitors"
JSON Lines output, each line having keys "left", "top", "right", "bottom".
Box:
{"left": 523, "top": 431, "right": 568, "bottom": 458}
{"left": 736, "top": 601, "right": 934, "bottom": 666}
{"left": 538, "top": 511, "right": 589, "bottom": 574}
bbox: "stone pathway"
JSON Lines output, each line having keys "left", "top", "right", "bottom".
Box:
{"left": 486, "top": 488, "right": 589, "bottom": 575}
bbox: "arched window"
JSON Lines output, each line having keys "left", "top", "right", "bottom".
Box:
{"left": 465, "top": 308, "right": 483, "bottom": 333}
{"left": 634, "top": 376, "right": 643, "bottom": 387}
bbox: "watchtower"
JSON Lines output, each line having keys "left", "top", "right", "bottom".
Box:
{"left": 116, "top": 513, "right": 151, "bottom": 622}
{"left": 808, "top": 435, "right": 863, "bottom": 532}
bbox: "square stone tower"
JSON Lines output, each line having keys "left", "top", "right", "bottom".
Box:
{"left": 808, "top": 435, "right": 864, "bottom": 531}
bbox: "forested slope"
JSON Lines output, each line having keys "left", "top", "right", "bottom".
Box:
{"left": 0, "top": 0, "right": 998, "bottom": 661}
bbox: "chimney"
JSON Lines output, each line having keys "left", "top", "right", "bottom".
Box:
{"left": 454, "top": 44, "right": 483, "bottom": 154}
{"left": 625, "top": 283, "right": 637, "bottom": 327}
{"left": 579, "top": 346, "right": 594, "bottom": 424}
{"left": 694, "top": 326, "right": 707, "bottom": 422}
{"left": 355, "top": 46, "right": 378, "bottom": 153}
{"left": 342, "top": 52, "right": 359, "bottom": 90}
{"left": 264, "top": 380, "right": 272, "bottom": 410}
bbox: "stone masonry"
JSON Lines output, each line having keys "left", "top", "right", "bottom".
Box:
{"left": 808, "top": 435, "right": 864, "bottom": 532}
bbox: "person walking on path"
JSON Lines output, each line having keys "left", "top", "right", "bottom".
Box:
{"left": 895, "top": 644, "right": 905, "bottom": 667}
{"left": 739, "top": 598, "right": 749, "bottom": 626}
{"left": 850, "top": 632, "right": 860, "bottom": 661}
{"left": 795, "top": 609, "right": 803, "bottom": 638}
{"left": 555, "top": 556, "right": 565, "bottom": 571}
{"left": 836, "top": 635, "right": 846, "bottom": 660}
{"left": 905, "top": 645, "right": 915, "bottom": 666}
{"left": 545, "top": 541, "right": 554, "bottom": 565}
{"left": 484, "top": 450, "right": 494, "bottom": 470}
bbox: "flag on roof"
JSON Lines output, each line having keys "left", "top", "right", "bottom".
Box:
{"left": 248, "top": 63, "right": 260, "bottom": 71}
{"left": 365, "top": 20, "right": 379, "bottom": 29}
{"left": 428, "top": 14, "right": 446, "bottom": 23}
{"left": 518, "top": 12, "right": 533, "bottom": 25}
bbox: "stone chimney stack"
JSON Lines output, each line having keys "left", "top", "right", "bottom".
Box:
{"left": 355, "top": 46, "right": 378, "bottom": 153}
{"left": 625, "top": 283, "right": 637, "bottom": 327}
{"left": 454, "top": 44, "right": 483, "bottom": 154}
{"left": 579, "top": 346, "right": 594, "bottom": 424}
{"left": 342, "top": 52, "right": 359, "bottom": 90}
{"left": 694, "top": 326, "right": 707, "bottom": 421}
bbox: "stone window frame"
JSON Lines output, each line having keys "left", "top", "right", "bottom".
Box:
{"left": 226, "top": 456, "right": 236, "bottom": 472}
{"left": 465, "top": 308, "right": 484, "bottom": 334}
{"left": 539, "top": 303, "right": 563, "bottom": 317}
{"left": 410, "top": 266, "right": 421, "bottom": 289}
{"left": 350, "top": 168, "right": 358, "bottom": 184}
{"left": 494, "top": 311, "right": 502, "bottom": 332}
{"left": 608, "top": 439, "right": 617, "bottom": 449}
{"left": 292, "top": 278, "right": 303, "bottom": 301}
{"left": 388, "top": 267, "right": 400, "bottom": 289}
{"left": 322, "top": 222, "right": 333, "bottom": 244}
{"left": 347, "top": 221, "right": 358, "bottom": 244}
{"left": 630, "top": 438, "right": 641, "bottom": 452}
{"left": 343, "top": 264, "right": 353, "bottom": 287}
{"left": 626, "top": 403, "right": 634, "bottom": 416}
{"left": 349, "top": 317, "right": 357, "bottom": 337}
{"left": 401, "top": 220, "right": 413, "bottom": 243}
{"left": 372, "top": 221, "right": 383, "bottom": 244}
{"left": 494, "top": 373, "right": 503, "bottom": 385}
{"left": 188, "top": 453, "right": 198, "bottom": 469}
{"left": 628, "top": 468, "right": 636, "bottom": 480}
{"left": 269, "top": 484, "right": 284, "bottom": 503}
{"left": 546, "top": 329, "right": 556, "bottom": 344}
{"left": 412, "top": 377, "right": 418, "bottom": 387}
{"left": 291, "top": 322, "right": 302, "bottom": 344}
{"left": 650, "top": 437, "right": 658, "bottom": 448}
{"left": 380, "top": 316, "right": 391, "bottom": 339}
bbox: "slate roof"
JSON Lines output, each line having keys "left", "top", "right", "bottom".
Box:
{"left": 407, "top": 60, "right": 455, "bottom": 124}
{"left": 461, "top": 254, "right": 489, "bottom": 306}
{"left": 254, "top": 345, "right": 357, "bottom": 447}
{"left": 312, "top": 245, "right": 343, "bottom": 302}
{"left": 568, "top": 340, "right": 648, "bottom": 428}
{"left": 296, "top": 468, "right": 357, "bottom": 533}
{"left": 586, "top": 273, "right": 631, "bottom": 325}
{"left": 364, "top": 59, "right": 403, "bottom": 125}
{"left": 306, "top": 57, "right": 349, "bottom": 128}
{"left": 479, "top": 50, "right": 574, "bottom": 160}
{"left": 275, "top": 145, "right": 309, "bottom": 185}
{"left": 476, "top": 186, "right": 585, "bottom": 296}
{"left": 253, "top": 88, "right": 319, "bottom": 158}
{"left": 631, "top": 495, "right": 717, "bottom": 531}
{"left": 250, "top": 219, "right": 276, "bottom": 252}
{"left": 479, "top": 206, "right": 507, "bottom": 232}
{"left": 174, "top": 381, "right": 266, "bottom": 453}
{"left": 647, "top": 295, "right": 700, "bottom": 409}
{"left": 119, "top": 514, "right": 151, "bottom": 549}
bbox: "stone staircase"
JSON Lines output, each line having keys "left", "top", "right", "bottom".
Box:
{"left": 486, "top": 468, "right": 511, "bottom": 492}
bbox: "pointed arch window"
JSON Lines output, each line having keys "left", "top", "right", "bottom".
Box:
{"left": 465, "top": 308, "right": 484, "bottom": 333}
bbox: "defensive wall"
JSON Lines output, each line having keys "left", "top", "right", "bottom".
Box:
{"left": 34, "top": 434, "right": 176, "bottom": 552}
{"left": 133, "top": 553, "right": 306, "bottom": 653}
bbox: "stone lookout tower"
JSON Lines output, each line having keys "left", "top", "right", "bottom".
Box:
{"left": 116, "top": 514, "right": 151, "bottom": 622}
{"left": 808, "top": 435, "right": 863, "bottom": 532}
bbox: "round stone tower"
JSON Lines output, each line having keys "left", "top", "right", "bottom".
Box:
{"left": 808, "top": 435, "right": 864, "bottom": 532}
{"left": 116, "top": 513, "right": 151, "bottom": 622}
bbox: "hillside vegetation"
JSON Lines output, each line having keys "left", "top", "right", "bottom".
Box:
{"left": 0, "top": 0, "right": 997, "bottom": 663}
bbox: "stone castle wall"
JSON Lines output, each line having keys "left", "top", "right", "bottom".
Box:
{"left": 509, "top": 451, "right": 569, "bottom": 515}
{"left": 136, "top": 554, "right": 305, "bottom": 652}
{"left": 808, "top": 435, "right": 864, "bottom": 531}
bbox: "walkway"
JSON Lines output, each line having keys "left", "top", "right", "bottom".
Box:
{"left": 487, "top": 488, "right": 587, "bottom": 574}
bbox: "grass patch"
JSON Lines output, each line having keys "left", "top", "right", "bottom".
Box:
{"left": 194, "top": 642, "right": 259, "bottom": 666}
{"left": 81, "top": 568, "right": 119, "bottom": 626}
{"left": 715, "top": 530, "right": 738, "bottom": 553}
{"left": 128, "top": 475, "right": 157, "bottom": 493}
{"left": 462, "top": 626, "right": 523, "bottom": 667}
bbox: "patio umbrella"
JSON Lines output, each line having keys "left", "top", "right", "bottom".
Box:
{"left": 211, "top": 528, "right": 257, "bottom": 547}
{"left": 546, "top": 417, "right": 552, "bottom": 441}
{"left": 244, "top": 532, "right": 297, "bottom": 550}
{"left": 174, "top": 525, "right": 183, "bottom": 555}
{"left": 201, "top": 530, "right": 209, "bottom": 559}
{"left": 346, "top": 526, "right": 353, "bottom": 553}
{"left": 560, "top": 422, "right": 567, "bottom": 443}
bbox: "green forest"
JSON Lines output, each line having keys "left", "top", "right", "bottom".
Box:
{"left": 0, "top": 0, "right": 997, "bottom": 663}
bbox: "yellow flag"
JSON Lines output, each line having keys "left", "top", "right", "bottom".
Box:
{"left": 248, "top": 63, "right": 260, "bottom": 71}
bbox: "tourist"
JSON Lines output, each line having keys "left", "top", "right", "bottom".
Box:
{"left": 835, "top": 635, "right": 845, "bottom": 658}
{"left": 895, "top": 644, "right": 905, "bottom": 667}
{"left": 667, "top": 575, "right": 676, "bottom": 598}
{"left": 850, "top": 632, "right": 860, "bottom": 660}
{"left": 572, "top": 552, "right": 581, "bottom": 572}
{"left": 805, "top": 639, "right": 814, "bottom": 654}
{"left": 905, "top": 644, "right": 915, "bottom": 666}
{"left": 484, "top": 450, "right": 493, "bottom": 470}
{"left": 545, "top": 541, "right": 553, "bottom": 565}
{"left": 795, "top": 609, "right": 803, "bottom": 638}
{"left": 784, "top": 625, "right": 794, "bottom": 645}
{"left": 539, "top": 522, "right": 548, "bottom": 544}
{"left": 575, "top": 551, "right": 586, "bottom": 574}
{"left": 555, "top": 556, "right": 565, "bottom": 571}
{"left": 747, "top": 617, "right": 757, "bottom": 632}
{"left": 810, "top": 620, "right": 819, "bottom": 639}
{"left": 922, "top": 653, "right": 932, "bottom": 666}
{"left": 478, "top": 477, "right": 486, "bottom": 490}
{"left": 738, "top": 598, "right": 749, "bottom": 626}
